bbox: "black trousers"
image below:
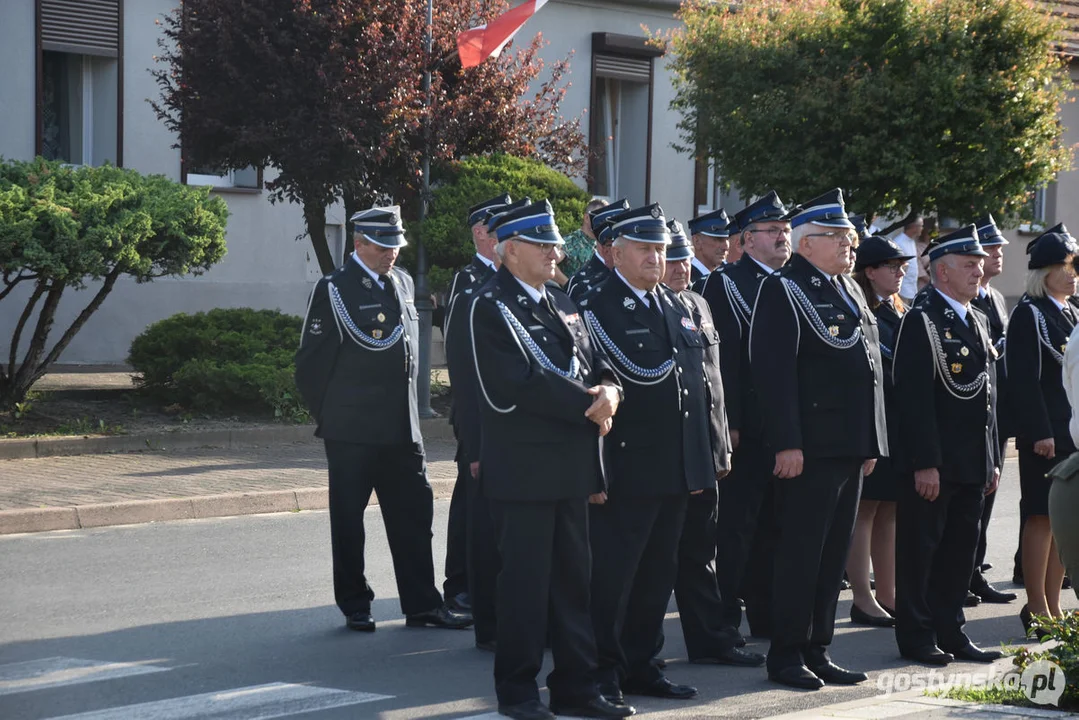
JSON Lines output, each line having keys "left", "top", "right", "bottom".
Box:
{"left": 674, "top": 487, "right": 740, "bottom": 659}
{"left": 443, "top": 456, "right": 470, "bottom": 601}
{"left": 491, "top": 498, "right": 598, "bottom": 707}
{"left": 895, "top": 477, "right": 984, "bottom": 652}
{"left": 768, "top": 457, "right": 862, "bottom": 670}
{"left": 715, "top": 437, "right": 775, "bottom": 635}
{"left": 469, "top": 467, "right": 500, "bottom": 644}
{"left": 590, "top": 494, "right": 687, "bottom": 687}
{"left": 324, "top": 440, "right": 443, "bottom": 617}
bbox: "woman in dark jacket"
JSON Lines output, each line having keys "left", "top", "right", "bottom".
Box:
{"left": 846, "top": 237, "right": 915, "bottom": 626}
{"left": 1006, "top": 225, "right": 1079, "bottom": 635}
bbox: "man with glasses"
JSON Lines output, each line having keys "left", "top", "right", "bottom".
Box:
{"left": 470, "top": 200, "right": 630, "bottom": 720}
{"left": 699, "top": 191, "right": 791, "bottom": 645}
{"left": 750, "top": 189, "right": 888, "bottom": 689}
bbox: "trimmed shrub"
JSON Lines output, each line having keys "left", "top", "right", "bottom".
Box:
{"left": 401, "top": 153, "right": 591, "bottom": 292}
{"left": 128, "top": 308, "right": 307, "bottom": 420}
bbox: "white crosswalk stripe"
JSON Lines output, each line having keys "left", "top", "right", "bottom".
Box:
{"left": 0, "top": 657, "right": 170, "bottom": 697}
{"left": 43, "top": 681, "right": 393, "bottom": 719}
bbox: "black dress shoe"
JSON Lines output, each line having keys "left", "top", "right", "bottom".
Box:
{"left": 549, "top": 695, "right": 636, "bottom": 718}
{"left": 691, "top": 646, "right": 766, "bottom": 667}
{"left": 1064, "top": 576, "right": 1073, "bottom": 590}
{"left": 1020, "top": 604, "right": 1052, "bottom": 641}
{"left": 405, "top": 605, "right": 473, "bottom": 629}
{"left": 345, "top": 612, "right": 376, "bottom": 632}
{"left": 900, "top": 645, "right": 954, "bottom": 666}
{"left": 498, "top": 699, "right": 555, "bottom": 720}
{"left": 964, "top": 591, "right": 981, "bottom": 607}
{"left": 840, "top": 577, "right": 852, "bottom": 591}
{"left": 447, "top": 591, "right": 472, "bottom": 613}
{"left": 475, "top": 639, "right": 496, "bottom": 652}
{"left": 768, "top": 664, "right": 824, "bottom": 690}
{"left": 1012, "top": 568, "right": 1024, "bottom": 585}
{"left": 621, "top": 677, "right": 697, "bottom": 699}
{"left": 980, "top": 562, "right": 993, "bottom": 572}
{"left": 940, "top": 641, "right": 1003, "bottom": 663}
{"left": 809, "top": 662, "right": 867, "bottom": 685}
{"left": 850, "top": 604, "right": 896, "bottom": 627}
{"left": 597, "top": 682, "right": 625, "bottom": 707}
{"left": 971, "top": 582, "right": 1017, "bottom": 604}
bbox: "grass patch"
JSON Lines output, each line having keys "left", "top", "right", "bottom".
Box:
{"left": 929, "top": 684, "right": 1032, "bottom": 708}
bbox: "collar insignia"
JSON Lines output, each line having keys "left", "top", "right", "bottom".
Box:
{"left": 362, "top": 277, "right": 373, "bottom": 289}
{"left": 810, "top": 276, "right": 822, "bottom": 288}
{"left": 623, "top": 297, "right": 636, "bottom": 311}
{"left": 580, "top": 298, "right": 589, "bottom": 307}
{"left": 756, "top": 272, "right": 764, "bottom": 279}
{"left": 465, "top": 288, "right": 473, "bottom": 295}
{"left": 944, "top": 308, "right": 955, "bottom": 320}
{"left": 309, "top": 318, "right": 323, "bottom": 335}
{"left": 517, "top": 294, "right": 529, "bottom": 306}
{"left": 485, "top": 291, "right": 494, "bottom": 298}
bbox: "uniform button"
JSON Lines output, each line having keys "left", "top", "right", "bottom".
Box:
{"left": 673, "top": 348, "right": 679, "bottom": 355}
{"left": 620, "top": 441, "right": 626, "bottom": 448}
{"left": 684, "top": 411, "right": 690, "bottom": 418}
{"left": 711, "top": 403, "right": 715, "bottom": 410}
{"left": 542, "top": 336, "right": 548, "bottom": 342}
{"left": 573, "top": 347, "right": 579, "bottom": 355}
{"left": 683, "top": 389, "right": 689, "bottom": 396}
{"left": 638, "top": 343, "right": 644, "bottom": 349}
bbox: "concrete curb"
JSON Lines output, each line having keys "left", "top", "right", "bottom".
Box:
{"left": 0, "top": 477, "right": 456, "bottom": 535}
{"left": 0, "top": 416, "right": 456, "bottom": 460}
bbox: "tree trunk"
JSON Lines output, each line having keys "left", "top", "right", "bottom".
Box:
{"left": 303, "top": 201, "right": 335, "bottom": 275}
{"left": 1, "top": 280, "right": 64, "bottom": 409}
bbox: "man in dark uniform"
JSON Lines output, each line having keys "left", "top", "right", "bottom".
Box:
{"left": 968, "top": 214, "right": 1018, "bottom": 605}
{"left": 442, "top": 193, "right": 513, "bottom": 616}
{"left": 580, "top": 203, "right": 730, "bottom": 703}
{"left": 566, "top": 199, "right": 630, "bottom": 300}
{"left": 750, "top": 189, "right": 887, "bottom": 690}
{"left": 471, "top": 200, "right": 631, "bottom": 720}
{"left": 892, "top": 225, "right": 1003, "bottom": 666}
{"left": 661, "top": 225, "right": 766, "bottom": 669}
{"left": 295, "top": 206, "right": 472, "bottom": 633}
{"left": 687, "top": 207, "right": 732, "bottom": 287}
{"left": 699, "top": 191, "right": 791, "bottom": 643}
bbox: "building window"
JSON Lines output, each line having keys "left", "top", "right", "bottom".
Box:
{"left": 184, "top": 164, "right": 262, "bottom": 190}
{"left": 36, "top": 0, "right": 122, "bottom": 166}
{"left": 589, "top": 33, "right": 663, "bottom": 206}
{"left": 1019, "top": 186, "right": 1049, "bottom": 233}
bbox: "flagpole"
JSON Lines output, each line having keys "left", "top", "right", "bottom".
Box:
{"left": 415, "top": 0, "right": 436, "bottom": 418}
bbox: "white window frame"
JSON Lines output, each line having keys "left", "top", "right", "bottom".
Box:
{"left": 185, "top": 166, "right": 261, "bottom": 190}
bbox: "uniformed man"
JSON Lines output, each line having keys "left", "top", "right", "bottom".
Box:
{"left": 295, "top": 206, "right": 472, "bottom": 633}
{"left": 566, "top": 199, "right": 630, "bottom": 300}
{"left": 662, "top": 225, "right": 766, "bottom": 669}
{"left": 470, "top": 200, "right": 631, "bottom": 720}
{"left": 750, "top": 189, "right": 887, "bottom": 689}
{"left": 442, "top": 193, "right": 513, "bottom": 616}
{"left": 581, "top": 203, "right": 729, "bottom": 703}
{"left": 688, "top": 207, "right": 732, "bottom": 286}
{"left": 699, "top": 191, "right": 791, "bottom": 644}
{"left": 892, "top": 224, "right": 1003, "bottom": 666}
{"left": 968, "top": 214, "right": 1018, "bottom": 605}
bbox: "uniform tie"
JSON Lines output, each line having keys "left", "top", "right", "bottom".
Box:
{"left": 647, "top": 290, "right": 663, "bottom": 316}
{"left": 832, "top": 277, "right": 857, "bottom": 315}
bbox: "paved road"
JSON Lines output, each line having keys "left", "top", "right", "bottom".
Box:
{"left": 0, "top": 458, "right": 1073, "bottom": 719}
{"left": 0, "top": 440, "right": 458, "bottom": 510}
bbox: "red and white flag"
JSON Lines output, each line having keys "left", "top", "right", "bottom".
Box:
{"left": 457, "top": 0, "right": 548, "bottom": 69}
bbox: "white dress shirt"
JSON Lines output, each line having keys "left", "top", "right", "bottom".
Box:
{"left": 1064, "top": 324, "right": 1079, "bottom": 447}
{"left": 892, "top": 232, "right": 920, "bottom": 299}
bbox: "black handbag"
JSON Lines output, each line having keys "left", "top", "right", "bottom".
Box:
{"left": 1048, "top": 450, "right": 1079, "bottom": 483}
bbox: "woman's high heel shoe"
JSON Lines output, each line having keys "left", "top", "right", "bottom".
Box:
{"left": 1020, "top": 604, "right": 1051, "bottom": 641}
{"left": 851, "top": 603, "right": 896, "bottom": 627}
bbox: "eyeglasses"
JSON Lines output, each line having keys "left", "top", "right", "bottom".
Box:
{"left": 875, "top": 263, "right": 908, "bottom": 275}
{"left": 805, "top": 231, "right": 855, "bottom": 244}
{"left": 747, "top": 226, "right": 792, "bottom": 238}
{"left": 515, "top": 238, "right": 563, "bottom": 256}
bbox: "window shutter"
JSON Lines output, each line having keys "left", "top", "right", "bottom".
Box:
{"left": 594, "top": 54, "right": 651, "bottom": 83}
{"left": 40, "top": 0, "right": 120, "bottom": 58}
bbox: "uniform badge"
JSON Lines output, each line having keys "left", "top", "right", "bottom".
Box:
{"left": 681, "top": 316, "right": 698, "bottom": 331}
{"left": 464, "top": 288, "right": 473, "bottom": 295}
{"left": 377, "top": 312, "right": 386, "bottom": 323}
{"left": 951, "top": 362, "right": 963, "bottom": 374}
{"left": 828, "top": 325, "right": 840, "bottom": 337}
{"left": 756, "top": 272, "right": 764, "bottom": 279}
{"left": 484, "top": 291, "right": 494, "bottom": 298}
{"left": 309, "top": 318, "right": 323, "bottom": 335}
{"left": 651, "top": 206, "right": 661, "bottom": 218}
{"left": 623, "top": 297, "right": 636, "bottom": 311}
{"left": 945, "top": 330, "right": 953, "bottom": 339}
{"left": 517, "top": 294, "right": 529, "bottom": 306}
{"left": 580, "top": 298, "right": 589, "bottom": 307}
{"left": 372, "top": 329, "right": 384, "bottom": 339}
{"left": 836, "top": 314, "right": 845, "bottom": 321}
{"left": 960, "top": 346, "right": 969, "bottom": 357}
{"left": 944, "top": 308, "right": 955, "bottom": 320}
{"left": 565, "top": 313, "right": 580, "bottom": 324}
{"left": 362, "top": 277, "right": 373, "bottom": 289}
{"left": 810, "top": 276, "right": 822, "bottom": 288}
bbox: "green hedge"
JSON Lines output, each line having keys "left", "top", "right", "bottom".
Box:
{"left": 400, "top": 153, "right": 591, "bottom": 292}
{"left": 128, "top": 308, "right": 307, "bottom": 421}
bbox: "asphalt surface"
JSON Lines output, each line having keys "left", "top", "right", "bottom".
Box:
{"left": 0, "top": 457, "right": 1073, "bottom": 719}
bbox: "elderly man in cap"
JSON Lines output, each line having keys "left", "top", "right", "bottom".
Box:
{"left": 470, "top": 200, "right": 631, "bottom": 720}
{"left": 295, "top": 206, "right": 473, "bottom": 634}
{"left": 892, "top": 225, "right": 1002, "bottom": 666}
{"left": 580, "top": 203, "right": 731, "bottom": 704}
{"left": 661, "top": 224, "right": 766, "bottom": 669}
{"left": 750, "top": 188, "right": 887, "bottom": 689}
{"left": 699, "top": 191, "right": 792, "bottom": 644}
{"left": 567, "top": 199, "right": 631, "bottom": 300}
{"left": 687, "top": 208, "right": 733, "bottom": 286}
{"left": 442, "top": 193, "right": 514, "bottom": 618}
{"left": 966, "top": 214, "right": 1019, "bottom": 606}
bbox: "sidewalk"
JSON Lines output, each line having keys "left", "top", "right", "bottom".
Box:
{"left": 0, "top": 437, "right": 459, "bottom": 534}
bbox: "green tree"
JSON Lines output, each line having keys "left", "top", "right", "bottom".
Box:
{"left": 667, "top": 0, "right": 1072, "bottom": 219}
{"left": 0, "top": 158, "right": 228, "bottom": 408}
{"left": 406, "top": 153, "right": 591, "bottom": 291}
